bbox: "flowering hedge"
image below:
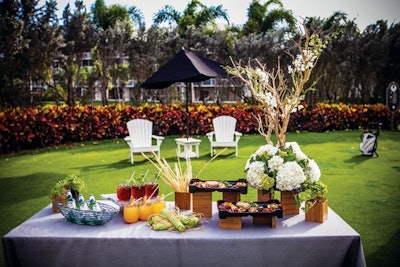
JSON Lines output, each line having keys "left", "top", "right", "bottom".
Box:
{"left": 290, "top": 103, "right": 394, "bottom": 132}
{"left": 0, "top": 103, "right": 398, "bottom": 153}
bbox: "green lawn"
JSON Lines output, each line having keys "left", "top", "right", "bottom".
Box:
{"left": 1, "top": 130, "right": 399, "bottom": 267}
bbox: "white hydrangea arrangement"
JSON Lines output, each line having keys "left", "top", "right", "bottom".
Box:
{"left": 245, "top": 142, "right": 322, "bottom": 194}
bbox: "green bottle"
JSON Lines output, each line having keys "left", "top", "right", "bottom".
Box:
{"left": 66, "top": 190, "right": 76, "bottom": 209}
{"left": 78, "top": 194, "right": 89, "bottom": 210}
{"left": 88, "top": 194, "right": 101, "bottom": 212}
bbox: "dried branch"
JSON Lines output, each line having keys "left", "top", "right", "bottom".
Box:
{"left": 226, "top": 23, "right": 330, "bottom": 147}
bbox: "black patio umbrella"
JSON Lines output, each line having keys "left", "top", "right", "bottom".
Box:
{"left": 140, "top": 48, "right": 227, "bottom": 138}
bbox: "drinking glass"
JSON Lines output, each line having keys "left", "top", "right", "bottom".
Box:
{"left": 145, "top": 182, "right": 158, "bottom": 199}
{"left": 123, "top": 204, "right": 139, "bottom": 224}
{"left": 117, "top": 181, "right": 131, "bottom": 202}
{"left": 131, "top": 184, "right": 145, "bottom": 199}
{"left": 139, "top": 202, "right": 153, "bottom": 221}
{"left": 151, "top": 197, "right": 166, "bottom": 215}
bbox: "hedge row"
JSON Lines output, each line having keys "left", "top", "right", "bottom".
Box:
{"left": 0, "top": 103, "right": 398, "bottom": 153}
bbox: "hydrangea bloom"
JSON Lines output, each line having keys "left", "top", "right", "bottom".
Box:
{"left": 246, "top": 161, "right": 265, "bottom": 188}
{"left": 245, "top": 142, "right": 321, "bottom": 192}
{"left": 255, "top": 144, "right": 278, "bottom": 157}
{"left": 268, "top": 155, "right": 284, "bottom": 172}
{"left": 275, "top": 161, "right": 306, "bottom": 191}
{"left": 306, "top": 159, "right": 321, "bottom": 182}
{"left": 285, "top": 142, "right": 307, "bottom": 160}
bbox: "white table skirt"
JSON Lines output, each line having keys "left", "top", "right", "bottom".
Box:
{"left": 3, "top": 200, "right": 366, "bottom": 267}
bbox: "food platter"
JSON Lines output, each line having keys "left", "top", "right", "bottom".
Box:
{"left": 189, "top": 178, "right": 247, "bottom": 194}
{"left": 217, "top": 199, "right": 283, "bottom": 219}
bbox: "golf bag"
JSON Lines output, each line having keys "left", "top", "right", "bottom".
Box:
{"left": 360, "top": 123, "right": 381, "bottom": 157}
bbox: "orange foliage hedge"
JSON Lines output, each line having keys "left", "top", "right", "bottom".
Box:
{"left": 0, "top": 103, "right": 398, "bottom": 153}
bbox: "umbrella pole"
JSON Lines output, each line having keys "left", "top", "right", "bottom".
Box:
{"left": 186, "top": 83, "right": 190, "bottom": 139}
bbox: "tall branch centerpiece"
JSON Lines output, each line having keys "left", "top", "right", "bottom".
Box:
{"left": 226, "top": 24, "right": 331, "bottom": 217}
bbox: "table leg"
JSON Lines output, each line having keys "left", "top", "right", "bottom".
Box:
{"left": 184, "top": 144, "right": 190, "bottom": 157}
{"left": 177, "top": 143, "right": 182, "bottom": 156}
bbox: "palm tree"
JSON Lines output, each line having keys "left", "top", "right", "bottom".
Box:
{"left": 91, "top": 0, "right": 109, "bottom": 29}
{"left": 243, "top": 0, "right": 296, "bottom": 35}
{"left": 92, "top": 0, "right": 144, "bottom": 30}
{"left": 128, "top": 6, "right": 145, "bottom": 32}
{"left": 153, "top": 0, "right": 229, "bottom": 36}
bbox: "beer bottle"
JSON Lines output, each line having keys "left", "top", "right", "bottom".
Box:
{"left": 88, "top": 194, "right": 101, "bottom": 212}
{"left": 77, "top": 194, "right": 89, "bottom": 210}
{"left": 66, "top": 190, "right": 76, "bottom": 209}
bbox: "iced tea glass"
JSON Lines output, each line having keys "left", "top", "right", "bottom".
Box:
{"left": 117, "top": 181, "right": 131, "bottom": 202}
{"left": 131, "top": 184, "right": 145, "bottom": 200}
{"left": 145, "top": 182, "right": 158, "bottom": 199}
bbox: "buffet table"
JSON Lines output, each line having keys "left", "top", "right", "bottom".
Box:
{"left": 3, "top": 201, "right": 366, "bottom": 267}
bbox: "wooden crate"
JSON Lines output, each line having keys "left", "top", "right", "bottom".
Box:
{"left": 222, "top": 192, "right": 241, "bottom": 202}
{"left": 192, "top": 192, "right": 212, "bottom": 217}
{"left": 253, "top": 216, "right": 277, "bottom": 228}
{"left": 257, "top": 189, "right": 272, "bottom": 202}
{"left": 305, "top": 199, "right": 328, "bottom": 223}
{"left": 219, "top": 217, "right": 242, "bottom": 230}
{"left": 175, "top": 192, "right": 191, "bottom": 210}
{"left": 281, "top": 191, "right": 299, "bottom": 215}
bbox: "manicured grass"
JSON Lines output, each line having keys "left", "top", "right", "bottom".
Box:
{"left": 1, "top": 131, "right": 399, "bottom": 267}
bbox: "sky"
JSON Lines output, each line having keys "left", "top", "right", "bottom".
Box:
{"left": 40, "top": 0, "right": 399, "bottom": 31}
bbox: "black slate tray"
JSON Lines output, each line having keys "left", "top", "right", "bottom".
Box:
{"left": 189, "top": 178, "right": 247, "bottom": 194}
{"left": 217, "top": 199, "right": 283, "bottom": 219}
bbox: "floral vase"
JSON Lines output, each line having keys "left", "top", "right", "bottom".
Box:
{"left": 281, "top": 191, "right": 299, "bottom": 215}
{"left": 305, "top": 199, "right": 328, "bottom": 223}
{"left": 257, "top": 189, "right": 272, "bottom": 202}
{"left": 175, "top": 192, "right": 191, "bottom": 210}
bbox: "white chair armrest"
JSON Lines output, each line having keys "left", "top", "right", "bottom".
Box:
{"left": 152, "top": 135, "right": 164, "bottom": 146}
{"left": 234, "top": 131, "right": 242, "bottom": 141}
{"left": 206, "top": 131, "right": 215, "bottom": 142}
{"left": 124, "top": 136, "right": 133, "bottom": 149}
{"left": 152, "top": 135, "right": 164, "bottom": 140}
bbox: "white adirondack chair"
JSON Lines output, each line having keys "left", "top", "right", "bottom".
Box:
{"left": 206, "top": 116, "right": 242, "bottom": 157}
{"left": 124, "top": 119, "right": 164, "bottom": 164}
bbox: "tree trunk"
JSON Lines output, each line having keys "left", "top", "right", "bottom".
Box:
{"left": 67, "top": 76, "right": 75, "bottom": 106}
{"left": 100, "top": 61, "right": 109, "bottom": 106}
{"left": 101, "top": 77, "right": 108, "bottom": 106}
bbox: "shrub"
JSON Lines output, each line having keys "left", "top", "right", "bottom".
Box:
{"left": 0, "top": 103, "right": 398, "bottom": 153}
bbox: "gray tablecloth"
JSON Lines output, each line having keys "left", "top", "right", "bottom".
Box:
{"left": 3, "top": 200, "right": 366, "bottom": 267}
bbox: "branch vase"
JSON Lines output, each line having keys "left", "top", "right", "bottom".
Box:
{"left": 175, "top": 192, "right": 191, "bottom": 210}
